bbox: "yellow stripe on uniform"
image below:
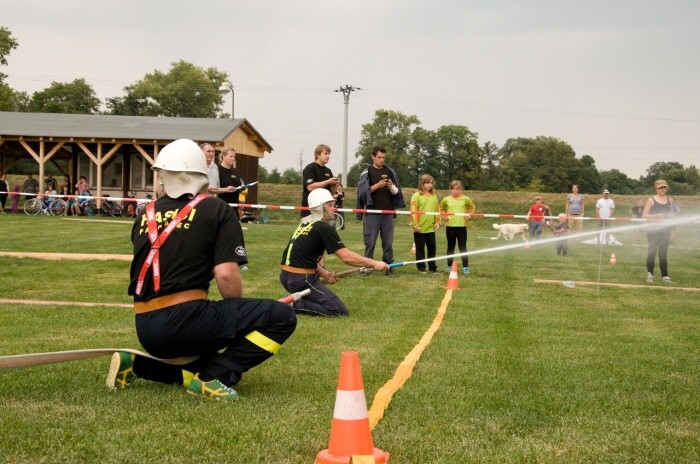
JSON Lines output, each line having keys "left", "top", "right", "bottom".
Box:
{"left": 245, "top": 331, "right": 281, "bottom": 354}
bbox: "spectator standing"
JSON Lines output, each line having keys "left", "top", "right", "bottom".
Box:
{"left": 526, "top": 196, "right": 546, "bottom": 240}
{"left": 595, "top": 189, "right": 615, "bottom": 244}
{"left": 565, "top": 184, "right": 585, "bottom": 235}
{"left": 553, "top": 213, "right": 569, "bottom": 256}
{"left": 0, "top": 174, "right": 8, "bottom": 213}
{"left": 356, "top": 146, "right": 406, "bottom": 274}
{"left": 217, "top": 147, "right": 244, "bottom": 210}
{"left": 10, "top": 185, "right": 20, "bottom": 213}
{"left": 23, "top": 174, "right": 39, "bottom": 197}
{"left": 440, "top": 180, "right": 475, "bottom": 274}
{"left": 279, "top": 189, "right": 388, "bottom": 316}
{"left": 642, "top": 179, "right": 673, "bottom": 284}
{"left": 217, "top": 148, "right": 249, "bottom": 271}
{"left": 410, "top": 174, "right": 441, "bottom": 273}
{"left": 63, "top": 175, "right": 72, "bottom": 195}
{"left": 44, "top": 172, "right": 57, "bottom": 192}
{"left": 107, "top": 139, "right": 296, "bottom": 401}
{"left": 630, "top": 200, "right": 645, "bottom": 242}
{"left": 300, "top": 144, "right": 339, "bottom": 218}
{"left": 630, "top": 200, "right": 644, "bottom": 219}
{"left": 200, "top": 142, "right": 220, "bottom": 195}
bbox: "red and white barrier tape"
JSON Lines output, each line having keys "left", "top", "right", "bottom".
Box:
{"left": 2, "top": 191, "right": 687, "bottom": 223}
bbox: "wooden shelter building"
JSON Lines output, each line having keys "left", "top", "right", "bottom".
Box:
{"left": 0, "top": 111, "right": 272, "bottom": 203}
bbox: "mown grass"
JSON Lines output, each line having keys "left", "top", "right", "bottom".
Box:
{"left": 1, "top": 186, "right": 699, "bottom": 463}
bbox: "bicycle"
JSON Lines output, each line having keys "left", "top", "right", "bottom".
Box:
{"left": 134, "top": 193, "right": 154, "bottom": 217}
{"left": 23, "top": 195, "right": 68, "bottom": 216}
{"left": 100, "top": 195, "right": 123, "bottom": 217}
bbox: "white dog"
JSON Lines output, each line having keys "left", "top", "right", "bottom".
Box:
{"left": 493, "top": 223, "right": 529, "bottom": 241}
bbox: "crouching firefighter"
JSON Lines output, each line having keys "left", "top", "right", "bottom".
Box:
{"left": 279, "top": 188, "right": 389, "bottom": 316}
{"left": 106, "top": 138, "right": 297, "bottom": 401}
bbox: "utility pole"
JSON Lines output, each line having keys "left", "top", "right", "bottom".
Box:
{"left": 298, "top": 148, "right": 304, "bottom": 173}
{"left": 335, "top": 84, "right": 361, "bottom": 187}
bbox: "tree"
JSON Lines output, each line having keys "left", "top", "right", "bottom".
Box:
{"left": 0, "top": 26, "right": 19, "bottom": 83}
{"left": 258, "top": 166, "right": 269, "bottom": 183}
{"left": 0, "top": 84, "right": 29, "bottom": 111}
{"left": 570, "top": 155, "right": 603, "bottom": 194}
{"left": 267, "top": 168, "right": 282, "bottom": 184}
{"left": 481, "top": 141, "right": 503, "bottom": 190}
{"left": 639, "top": 162, "right": 699, "bottom": 195}
{"left": 280, "top": 168, "right": 302, "bottom": 185}
{"left": 106, "top": 60, "right": 227, "bottom": 117}
{"left": 434, "top": 124, "right": 482, "bottom": 190}
{"left": 599, "top": 169, "right": 640, "bottom": 195}
{"left": 28, "top": 78, "right": 100, "bottom": 114}
{"left": 352, "top": 109, "right": 422, "bottom": 186}
{"left": 498, "top": 136, "right": 581, "bottom": 192}
{"left": 0, "top": 26, "right": 24, "bottom": 111}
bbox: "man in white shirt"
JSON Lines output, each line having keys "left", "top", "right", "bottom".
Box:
{"left": 595, "top": 189, "right": 615, "bottom": 244}
{"left": 200, "top": 142, "right": 220, "bottom": 194}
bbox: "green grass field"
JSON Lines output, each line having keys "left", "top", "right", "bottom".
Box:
{"left": 1, "top": 186, "right": 699, "bottom": 463}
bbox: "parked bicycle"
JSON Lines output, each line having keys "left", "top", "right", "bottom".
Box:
{"left": 134, "top": 193, "right": 154, "bottom": 217}
{"left": 100, "top": 195, "right": 123, "bottom": 217}
{"left": 24, "top": 195, "right": 68, "bottom": 216}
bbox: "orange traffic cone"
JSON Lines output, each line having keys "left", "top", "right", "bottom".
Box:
{"left": 316, "top": 352, "right": 389, "bottom": 464}
{"left": 411, "top": 242, "right": 416, "bottom": 254}
{"left": 445, "top": 262, "right": 460, "bottom": 290}
{"left": 610, "top": 253, "right": 617, "bottom": 265}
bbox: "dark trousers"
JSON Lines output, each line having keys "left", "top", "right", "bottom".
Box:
{"left": 414, "top": 231, "right": 437, "bottom": 272}
{"left": 445, "top": 226, "right": 468, "bottom": 268}
{"left": 133, "top": 298, "right": 296, "bottom": 387}
{"left": 363, "top": 213, "right": 395, "bottom": 264}
{"left": 279, "top": 270, "right": 349, "bottom": 316}
{"left": 646, "top": 229, "right": 671, "bottom": 277}
{"left": 556, "top": 240, "right": 568, "bottom": 256}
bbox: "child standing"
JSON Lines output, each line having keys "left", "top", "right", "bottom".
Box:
{"left": 11, "top": 185, "right": 20, "bottom": 213}
{"left": 440, "top": 180, "right": 475, "bottom": 274}
{"left": 410, "top": 174, "right": 440, "bottom": 273}
{"left": 553, "top": 213, "right": 569, "bottom": 256}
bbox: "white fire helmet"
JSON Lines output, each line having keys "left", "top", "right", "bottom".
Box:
{"left": 153, "top": 139, "right": 209, "bottom": 198}
{"left": 308, "top": 188, "right": 334, "bottom": 209}
{"left": 152, "top": 139, "right": 208, "bottom": 175}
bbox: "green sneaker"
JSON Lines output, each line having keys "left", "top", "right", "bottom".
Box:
{"left": 106, "top": 352, "right": 136, "bottom": 390}
{"left": 185, "top": 373, "right": 240, "bottom": 401}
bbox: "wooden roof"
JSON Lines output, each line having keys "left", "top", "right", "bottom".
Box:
{"left": 0, "top": 111, "right": 273, "bottom": 152}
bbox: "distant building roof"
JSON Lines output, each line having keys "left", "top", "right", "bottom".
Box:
{"left": 0, "top": 111, "right": 272, "bottom": 152}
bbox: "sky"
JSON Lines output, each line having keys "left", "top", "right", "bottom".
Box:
{"left": 3, "top": 0, "right": 699, "bottom": 182}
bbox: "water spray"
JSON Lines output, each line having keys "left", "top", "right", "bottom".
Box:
{"left": 389, "top": 215, "right": 700, "bottom": 269}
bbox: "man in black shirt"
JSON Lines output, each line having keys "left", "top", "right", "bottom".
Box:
{"left": 106, "top": 139, "right": 296, "bottom": 401}
{"left": 355, "top": 146, "right": 405, "bottom": 271}
{"left": 300, "top": 144, "right": 339, "bottom": 217}
{"left": 280, "top": 188, "right": 388, "bottom": 316}
{"left": 217, "top": 147, "right": 245, "bottom": 212}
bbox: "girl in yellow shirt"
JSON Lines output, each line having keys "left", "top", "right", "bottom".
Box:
{"left": 439, "top": 180, "right": 475, "bottom": 274}
{"left": 410, "top": 174, "right": 440, "bottom": 273}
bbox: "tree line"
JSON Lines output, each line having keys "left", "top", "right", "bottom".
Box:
{"left": 2, "top": 26, "right": 698, "bottom": 195}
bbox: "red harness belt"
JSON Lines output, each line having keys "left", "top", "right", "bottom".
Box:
{"left": 135, "top": 194, "right": 208, "bottom": 296}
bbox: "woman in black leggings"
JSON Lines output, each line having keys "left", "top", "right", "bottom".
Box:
{"left": 642, "top": 179, "right": 673, "bottom": 284}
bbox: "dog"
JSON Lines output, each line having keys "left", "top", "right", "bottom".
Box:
{"left": 493, "top": 223, "right": 529, "bottom": 241}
